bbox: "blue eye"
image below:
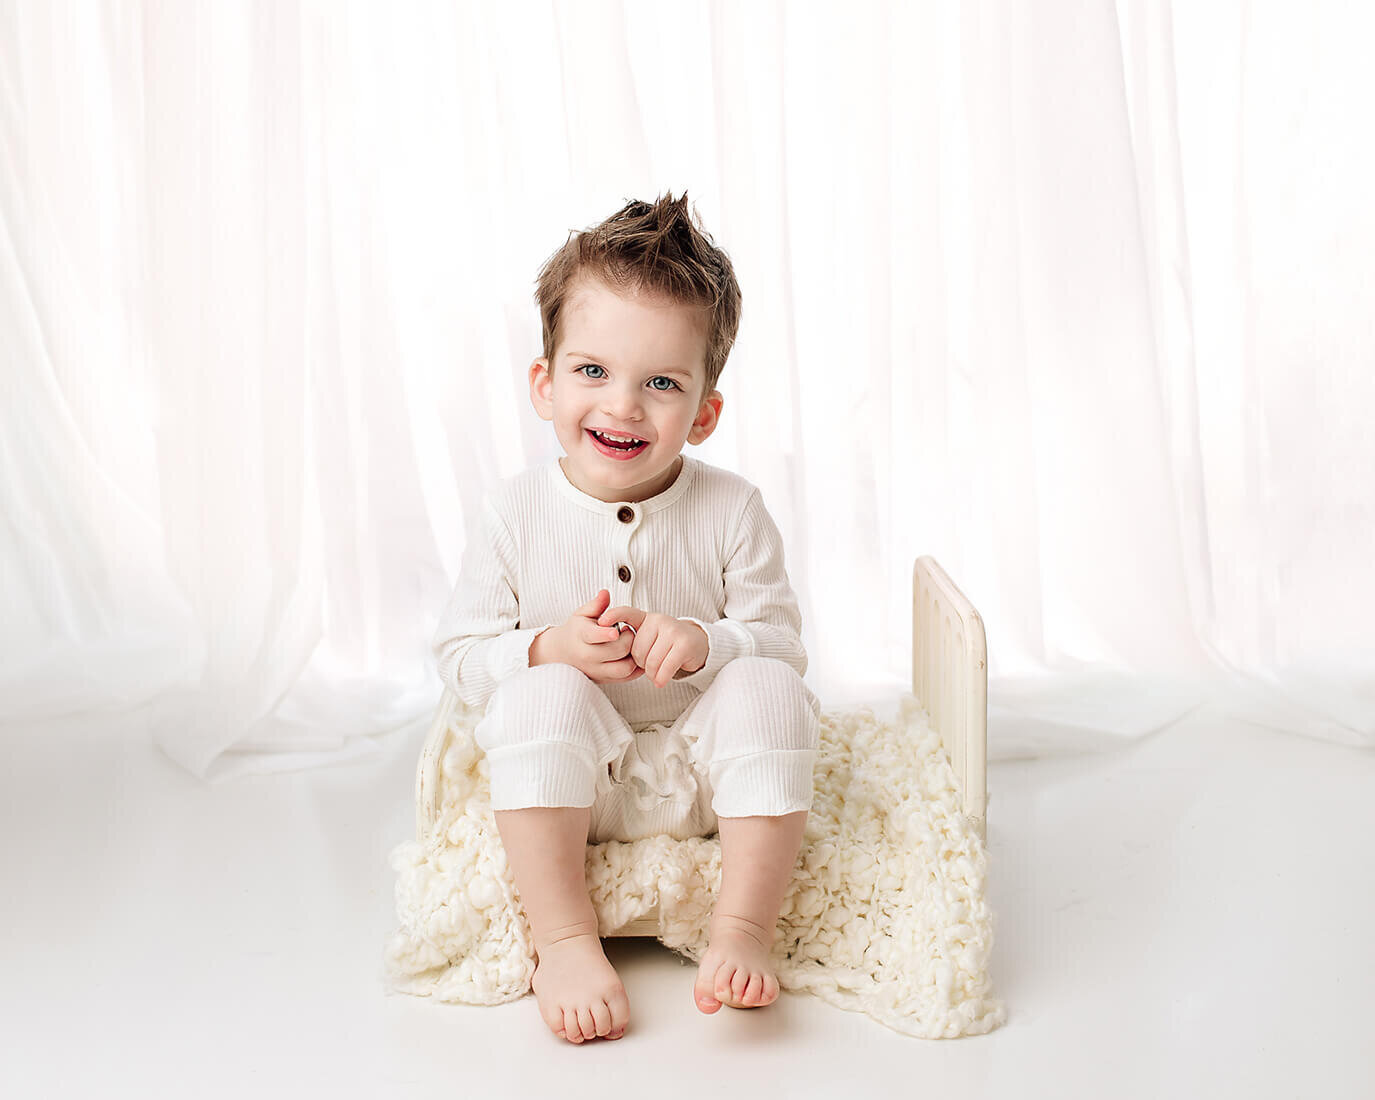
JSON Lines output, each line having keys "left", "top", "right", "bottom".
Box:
{"left": 576, "top": 364, "right": 681, "bottom": 393}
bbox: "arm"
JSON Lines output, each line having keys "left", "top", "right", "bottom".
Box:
{"left": 673, "top": 488, "right": 807, "bottom": 692}
{"left": 431, "top": 498, "right": 546, "bottom": 710}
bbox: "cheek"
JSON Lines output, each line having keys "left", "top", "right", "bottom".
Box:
{"left": 555, "top": 399, "right": 589, "bottom": 425}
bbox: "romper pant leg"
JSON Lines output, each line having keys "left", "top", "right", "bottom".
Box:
{"left": 676, "top": 656, "right": 822, "bottom": 819}
{"left": 474, "top": 664, "right": 634, "bottom": 810}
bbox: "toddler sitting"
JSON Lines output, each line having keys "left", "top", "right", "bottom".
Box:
{"left": 432, "top": 192, "right": 820, "bottom": 1044}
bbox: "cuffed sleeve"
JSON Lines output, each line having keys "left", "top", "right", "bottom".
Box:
{"left": 431, "top": 498, "right": 548, "bottom": 710}
{"left": 673, "top": 488, "right": 808, "bottom": 692}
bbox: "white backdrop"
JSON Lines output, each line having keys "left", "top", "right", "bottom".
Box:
{"left": 1, "top": 0, "right": 1370, "bottom": 780}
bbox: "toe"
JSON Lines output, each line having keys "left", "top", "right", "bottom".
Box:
{"left": 694, "top": 962, "right": 723, "bottom": 1013}
{"left": 591, "top": 1000, "right": 612, "bottom": 1037}
{"left": 730, "top": 968, "right": 750, "bottom": 1003}
{"left": 562, "top": 1008, "right": 583, "bottom": 1044}
{"left": 715, "top": 973, "right": 737, "bottom": 1012}
{"left": 694, "top": 977, "right": 722, "bottom": 1013}
{"left": 608, "top": 987, "right": 632, "bottom": 1032}
{"left": 742, "top": 973, "right": 764, "bottom": 1005}
{"left": 762, "top": 974, "right": 780, "bottom": 1005}
{"left": 577, "top": 1006, "right": 597, "bottom": 1041}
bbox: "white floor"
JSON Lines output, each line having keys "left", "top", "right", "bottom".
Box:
{"left": 3, "top": 701, "right": 1372, "bottom": 1099}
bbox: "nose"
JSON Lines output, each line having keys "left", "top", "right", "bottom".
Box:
{"left": 601, "top": 380, "right": 644, "bottom": 422}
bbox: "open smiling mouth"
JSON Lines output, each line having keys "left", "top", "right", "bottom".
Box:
{"left": 587, "top": 429, "right": 649, "bottom": 458}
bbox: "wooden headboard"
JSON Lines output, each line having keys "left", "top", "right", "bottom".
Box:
{"left": 912, "top": 555, "right": 989, "bottom": 841}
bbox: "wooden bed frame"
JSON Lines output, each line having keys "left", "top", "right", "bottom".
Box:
{"left": 414, "top": 554, "right": 988, "bottom": 937}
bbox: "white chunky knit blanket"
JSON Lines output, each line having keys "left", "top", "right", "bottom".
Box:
{"left": 384, "top": 692, "right": 1007, "bottom": 1039}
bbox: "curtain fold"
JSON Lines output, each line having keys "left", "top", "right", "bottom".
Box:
{"left": 1, "top": 0, "right": 1369, "bottom": 781}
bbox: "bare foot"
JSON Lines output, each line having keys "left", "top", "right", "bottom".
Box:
{"left": 531, "top": 931, "right": 630, "bottom": 1043}
{"left": 693, "top": 914, "right": 781, "bottom": 1014}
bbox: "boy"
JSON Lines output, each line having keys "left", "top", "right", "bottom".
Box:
{"left": 432, "top": 192, "right": 820, "bottom": 1044}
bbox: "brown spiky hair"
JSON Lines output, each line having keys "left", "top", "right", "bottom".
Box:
{"left": 533, "top": 191, "right": 742, "bottom": 401}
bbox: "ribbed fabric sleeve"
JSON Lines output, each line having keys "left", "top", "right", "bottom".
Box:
{"left": 674, "top": 488, "right": 807, "bottom": 692}
{"left": 432, "top": 498, "right": 547, "bottom": 710}
{"left": 430, "top": 456, "right": 809, "bottom": 726}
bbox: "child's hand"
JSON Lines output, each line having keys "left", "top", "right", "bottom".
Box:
{"left": 595, "top": 604, "right": 708, "bottom": 688}
{"left": 531, "top": 589, "right": 644, "bottom": 684}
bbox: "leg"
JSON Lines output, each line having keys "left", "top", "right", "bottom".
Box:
{"left": 694, "top": 810, "right": 808, "bottom": 1012}
{"left": 492, "top": 806, "right": 629, "bottom": 1042}
{"left": 476, "top": 665, "right": 634, "bottom": 1043}
{"left": 675, "top": 657, "right": 821, "bottom": 1014}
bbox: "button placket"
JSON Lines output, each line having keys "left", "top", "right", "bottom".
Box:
{"left": 611, "top": 504, "right": 641, "bottom": 601}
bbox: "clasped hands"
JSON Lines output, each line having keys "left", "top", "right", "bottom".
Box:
{"left": 529, "top": 588, "right": 708, "bottom": 688}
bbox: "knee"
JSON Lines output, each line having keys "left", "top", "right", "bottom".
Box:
{"left": 710, "top": 657, "right": 821, "bottom": 750}
{"left": 478, "top": 663, "right": 605, "bottom": 749}
{"left": 714, "top": 656, "right": 814, "bottom": 702}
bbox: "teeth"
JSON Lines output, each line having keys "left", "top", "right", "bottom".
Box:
{"left": 595, "top": 430, "right": 643, "bottom": 444}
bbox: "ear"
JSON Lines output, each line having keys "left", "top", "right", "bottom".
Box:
{"left": 686, "top": 390, "right": 724, "bottom": 445}
{"left": 528, "top": 358, "right": 554, "bottom": 421}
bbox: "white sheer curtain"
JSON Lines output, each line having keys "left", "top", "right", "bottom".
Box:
{"left": 2, "top": 0, "right": 1369, "bottom": 781}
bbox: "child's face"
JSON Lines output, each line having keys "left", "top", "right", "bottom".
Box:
{"left": 529, "top": 276, "right": 724, "bottom": 503}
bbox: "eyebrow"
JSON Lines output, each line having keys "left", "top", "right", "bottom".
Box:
{"left": 564, "top": 352, "right": 695, "bottom": 379}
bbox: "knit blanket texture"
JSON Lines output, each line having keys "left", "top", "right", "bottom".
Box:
{"left": 383, "top": 692, "right": 1007, "bottom": 1038}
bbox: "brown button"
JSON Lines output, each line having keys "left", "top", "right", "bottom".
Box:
{"left": 617, "top": 565, "right": 632, "bottom": 583}
{"left": 617, "top": 506, "right": 635, "bottom": 523}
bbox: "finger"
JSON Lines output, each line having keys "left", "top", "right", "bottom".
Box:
{"left": 655, "top": 640, "right": 692, "bottom": 686}
{"left": 658, "top": 640, "right": 693, "bottom": 686}
{"left": 576, "top": 590, "right": 612, "bottom": 618}
{"left": 600, "top": 606, "right": 648, "bottom": 631}
{"left": 644, "top": 635, "right": 677, "bottom": 686}
{"left": 630, "top": 626, "right": 655, "bottom": 670}
{"left": 581, "top": 620, "right": 623, "bottom": 645}
{"left": 608, "top": 657, "right": 642, "bottom": 680}
{"left": 597, "top": 612, "right": 637, "bottom": 642}
{"left": 596, "top": 628, "right": 634, "bottom": 657}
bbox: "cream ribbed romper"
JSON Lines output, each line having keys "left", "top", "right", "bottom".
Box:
{"left": 431, "top": 455, "right": 821, "bottom": 843}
